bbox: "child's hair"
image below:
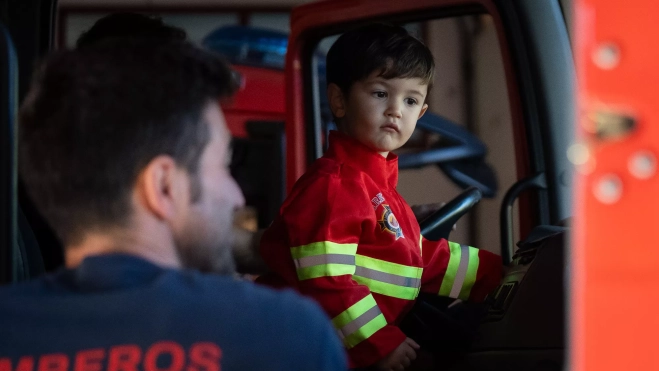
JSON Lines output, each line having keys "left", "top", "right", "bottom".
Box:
{"left": 326, "top": 23, "right": 435, "bottom": 96}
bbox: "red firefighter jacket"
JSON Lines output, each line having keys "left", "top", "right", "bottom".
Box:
{"left": 259, "top": 131, "right": 502, "bottom": 368}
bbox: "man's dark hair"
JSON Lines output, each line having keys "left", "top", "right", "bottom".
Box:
{"left": 76, "top": 13, "right": 187, "bottom": 48}
{"left": 19, "top": 40, "right": 238, "bottom": 245}
{"left": 326, "top": 23, "right": 435, "bottom": 96}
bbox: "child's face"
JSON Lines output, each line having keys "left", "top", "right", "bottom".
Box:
{"left": 330, "top": 70, "right": 429, "bottom": 157}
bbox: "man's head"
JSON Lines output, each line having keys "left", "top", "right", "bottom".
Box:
{"left": 76, "top": 13, "right": 186, "bottom": 48}
{"left": 19, "top": 40, "right": 244, "bottom": 272}
{"left": 326, "top": 23, "right": 434, "bottom": 156}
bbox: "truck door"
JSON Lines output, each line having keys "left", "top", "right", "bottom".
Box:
{"left": 572, "top": 0, "right": 659, "bottom": 370}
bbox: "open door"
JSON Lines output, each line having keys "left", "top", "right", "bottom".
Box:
{"left": 572, "top": 0, "right": 659, "bottom": 370}
{"left": 286, "top": 0, "right": 573, "bottom": 370}
{"left": 0, "top": 0, "right": 58, "bottom": 283}
{"left": 0, "top": 23, "right": 18, "bottom": 284}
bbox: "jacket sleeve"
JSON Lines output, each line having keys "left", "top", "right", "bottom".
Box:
{"left": 419, "top": 236, "right": 502, "bottom": 302}
{"left": 269, "top": 172, "right": 406, "bottom": 368}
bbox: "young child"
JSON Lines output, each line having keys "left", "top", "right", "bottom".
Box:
{"left": 259, "top": 24, "right": 502, "bottom": 370}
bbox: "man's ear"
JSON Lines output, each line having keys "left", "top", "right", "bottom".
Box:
{"left": 135, "top": 155, "right": 190, "bottom": 221}
{"left": 418, "top": 103, "right": 429, "bottom": 120}
{"left": 327, "top": 83, "right": 347, "bottom": 119}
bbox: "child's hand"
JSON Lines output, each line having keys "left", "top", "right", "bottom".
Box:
{"left": 375, "top": 337, "right": 420, "bottom": 371}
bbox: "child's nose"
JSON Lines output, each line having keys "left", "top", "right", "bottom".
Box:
{"left": 385, "top": 102, "right": 402, "bottom": 119}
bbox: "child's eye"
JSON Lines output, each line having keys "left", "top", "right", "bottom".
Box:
{"left": 405, "top": 98, "right": 418, "bottom": 105}
{"left": 372, "top": 91, "right": 387, "bottom": 98}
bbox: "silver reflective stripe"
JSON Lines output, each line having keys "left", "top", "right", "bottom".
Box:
{"left": 294, "top": 254, "right": 356, "bottom": 269}
{"left": 449, "top": 244, "right": 470, "bottom": 298}
{"left": 336, "top": 305, "right": 383, "bottom": 339}
{"left": 354, "top": 266, "right": 421, "bottom": 288}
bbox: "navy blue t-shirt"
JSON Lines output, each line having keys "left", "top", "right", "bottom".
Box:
{"left": 0, "top": 254, "right": 347, "bottom": 371}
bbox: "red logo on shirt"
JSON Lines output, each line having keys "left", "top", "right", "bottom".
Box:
{"left": 0, "top": 342, "right": 222, "bottom": 371}
{"left": 377, "top": 205, "right": 404, "bottom": 240}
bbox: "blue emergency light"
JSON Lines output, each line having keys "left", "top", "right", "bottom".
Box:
{"left": 202, "top": 26, "right": 289, "bottom": 70}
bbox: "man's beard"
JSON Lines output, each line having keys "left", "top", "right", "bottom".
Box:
{"left": 174, "top": 215, "right": 237, "bottom": 276}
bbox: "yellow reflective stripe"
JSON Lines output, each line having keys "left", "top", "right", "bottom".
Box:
{"left": 438, "top": 242, "right": 462, "bottom": 296}
{"left": 332, "top": 295, "right": 387, "bottom": 348}
{"left": 355, "top": 255, "right": 422, "bottom": 279}
{"left": 458, "top": 247, "right": 480, "bottom": 300}
{"left": 354, "top": 266, "right": 420, "bottom": 288}
{"left": 352, "top": 255, "right": 423, "bottom": 300}
{"left": 290, "top": 241, "right": 357, "bottom": 280}
{"left": 343, "top": 313, "right": 387, "bottom": 349}
{"left": 297, "top": 264, "right": 356, "bottom": 280}
{"left": 290, "top": 241, "right": 358, "bottom": 259}
{"left": 332, "top": 295, "right": 378, "bottom": 328}
{"left": 353, "top": 275, "right": 420, "bottom": 300}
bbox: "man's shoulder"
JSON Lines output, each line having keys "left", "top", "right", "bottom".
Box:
{"left": 181, "top": 274, "right": 342, "bottom": 355}
{"left": 0, "top": 270, "right": 334, "bottom": 340}
{"left": 178, "top": 271, "right": 327, "bottom": 318}
{"left": 0, "top": 269, "right": 67, "bottom": 298}
{"left": 0, "top": 279, "right": 44, "bottom": 298}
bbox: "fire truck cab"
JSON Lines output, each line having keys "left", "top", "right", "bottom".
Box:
{"left": 1, "top": 0, "right": 655, "bottom": 370}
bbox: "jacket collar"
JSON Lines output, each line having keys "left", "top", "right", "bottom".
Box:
{"left": 324, "top": 130, "right": 398, "bottom": 188}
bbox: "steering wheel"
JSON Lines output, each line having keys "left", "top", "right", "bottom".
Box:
{"left": 402, "top": 188, "right": 485, "bottom": 353}
{"left": 419, "top": 187, "right": 483, "bottom": 241}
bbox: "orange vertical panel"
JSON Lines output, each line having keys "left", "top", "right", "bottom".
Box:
{"left": 572, "top": 0, "right": 659, "bottom": 370}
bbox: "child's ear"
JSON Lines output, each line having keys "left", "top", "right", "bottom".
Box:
{"left": 418, "top": 103, "right": 429, "bottom": 120}
{"left": 327, "top": 83, "right": 346, "bottom": 118}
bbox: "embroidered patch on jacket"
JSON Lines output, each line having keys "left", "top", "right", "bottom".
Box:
{"left": 371, "top": 192, "right": 385, "bottom": 210}
{"left": 378, "top": 204, "right": 404, "bottom": 240}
